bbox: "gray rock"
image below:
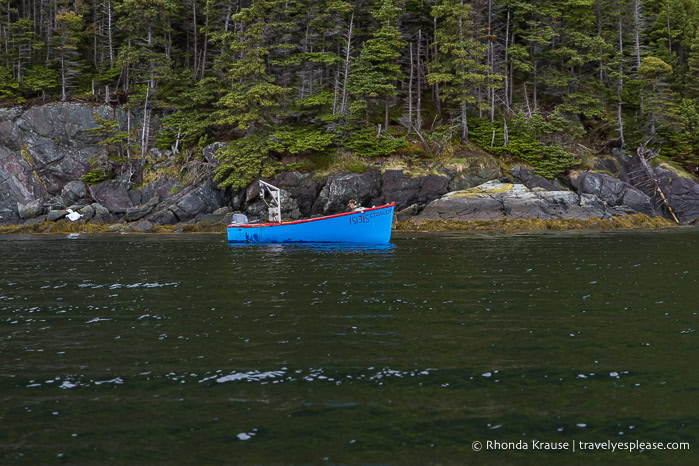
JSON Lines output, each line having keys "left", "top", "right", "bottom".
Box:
{"left": 125, "top": 196, "right": 159, "bottom": 222}
{"left": 382, "top": 170, "right": 449, "bottom": 210}
{"left": 510, "top": 166, "right": 560, "bottom": 192}
{"left": 655, "top": 167, "right": 699, "bottom": 223}
{"left": 135, "top": 176, "right": 180, "bottom": 204}
{"left": 416, "top": 181, "right": 617, "bottom": 222}
{"left": 576, "top": 171, "right": 656, "bottom": 216}
{"left": 448, "top": 167, "right": 500, "bottom": 191}
{"left": 395, "top": 204, "right": 420, "bottom": 222}
{"left": 128, "top": 190, "right": 142, "bottom": 206}
{"left": 312, "top": 171, "right": 382, "bottom": 215}
{"left": 91, "top": 203, "right": 111, "bottom": 223}
{"left": 0, "top": 146, "right": 46, "bottom": 209}
{"left": 47, "top": 209, "right": 68, "bottom": 221}
{"left": 274, "top": 171, "right": 325, "bottom": 217}
{"left": 124, "top": 219, "right": 154, "bottom": 233}
{"left": 89, "top": 180, "right": 133, "bottom": 213}
{"left": 17, "top": 199, "right": 44, "bottom": 219}
{"left": 198, "top": 213, "right": 228, "bottom": 225}
{"left": 78, "top": 205, "right": 95, "bottom": 221}
{"left": 593, "top": 157, "right": 620, "bottom": 175}
{"left": 61, "top": 180, "right": 89, "bottom": 205}
{"left": 148, "top": 208, "right": 178, "bottom": 225}
{"left": 24, "top": 214, "right": 48, "bottom": 225}
{"left": 146, "top": 180, "right": 224, "bottom": 224}
{"left": 202, "top": 142, "right": 225, "bottom": 166}
{"left": 213, "top": 206, "right": 231, "bottom": 215}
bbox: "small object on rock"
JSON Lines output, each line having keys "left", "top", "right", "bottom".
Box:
{"left": 66, "top": 208, "right": 83, "bottom": 222}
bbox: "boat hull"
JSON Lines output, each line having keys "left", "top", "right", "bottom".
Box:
{"left": 227, "top": 203, "right": 395, "bottom": 244}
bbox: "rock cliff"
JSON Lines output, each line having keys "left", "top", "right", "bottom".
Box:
{"left": 1, "top": 102, "right": 698, "bottom": 228}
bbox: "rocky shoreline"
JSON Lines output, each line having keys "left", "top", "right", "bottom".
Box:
{"left": 2, "top": 102, "right": 698, "bottom": 233}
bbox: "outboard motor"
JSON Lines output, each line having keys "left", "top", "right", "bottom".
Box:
{"left": 230, "top": 213, "right": 249, "bottom": 225}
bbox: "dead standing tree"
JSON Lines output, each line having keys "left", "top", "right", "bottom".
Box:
{"left": 628, "top": 140, "right": 680, "bottom": 224}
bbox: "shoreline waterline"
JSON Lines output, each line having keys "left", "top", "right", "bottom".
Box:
{"left": 0, "top": 213, "right": 688, "bottom": 236}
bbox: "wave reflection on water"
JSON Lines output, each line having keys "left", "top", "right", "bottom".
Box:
{"left": 0, "top": 232, "right": 697, "bottom": 463}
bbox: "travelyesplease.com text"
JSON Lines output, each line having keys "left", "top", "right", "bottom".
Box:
{"left": 471, "top": 440, "right": 690, "bottom": 453}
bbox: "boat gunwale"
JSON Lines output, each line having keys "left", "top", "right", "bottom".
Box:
{"left": 227, "top": 202, "right": 395, "bottom": 229}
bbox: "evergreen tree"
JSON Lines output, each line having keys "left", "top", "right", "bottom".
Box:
{"left": 428, "top": 0, "right": 489, "bottom": 142}
{"left": 348, "top": 0, "right": 405, "bottom": 130}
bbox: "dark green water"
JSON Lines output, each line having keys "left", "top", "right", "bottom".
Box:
{"left": 1, "top": 231, "right": 697, "bottom": 464}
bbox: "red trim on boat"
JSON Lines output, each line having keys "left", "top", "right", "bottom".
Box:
{"left": 227, "top": 202, "right": 395, "bottom": 228}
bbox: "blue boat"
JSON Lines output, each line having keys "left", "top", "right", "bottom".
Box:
{"left": 227, "top": 203, "right": 395, "bottom": 244}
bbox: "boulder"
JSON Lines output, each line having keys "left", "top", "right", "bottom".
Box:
{"left": 17, "top": 199, "right": 44, "bottom": 219}
{"left": 382, "top": 170, "right": 449, "bottom": 210}
{"left": 124, "top": 219, "right": 154, "bottom": 233}
{"left": 202, "top": 142, "right": 225, "bottom": 166}
{"left": 46, "top": 209, "right": 68, "bottom": 222}
{"left": 0, "top": 146, "right": 46, "bottom": 215}
{"left": 593, "top": 157, "right": 620, "bottom": 175}
{"left": 24, "top": 214, "right": 48, "bottom": 225}
{"left": 60, "top": 180, "right": 90, "bottom": 205}
{"left": 125, "top": 196, "right": 160, "bottom": 222}
{"left": 274, "top": 171, "right": 324, "bottom": 217}
{"left": 448, "top": 167, "right": 500, "bottom": 191}
{"left": 89, "top": 180, "right": 133, "bottom": 214}
{"left": 416, "top": 181, "right": 616, "bottom": 222}
{"left": 395, "top": 204, "right": 420, "bottom": 222}
{"left": 91, "top": 203, "right": 112, "bottom": 223}
{"left": 78, "top": 204, "right": 95, "bottom": 221}
{"left": 576, "top": 172, "right": 656, "bottom": 216}
{"left": 312, "top": 170, "right": 382, "bottom": 215}
{"left": 510, "top": 166, "right": 561, "bottom": 192}
{"left": 147, "top": 180, "right": 224, "bottom": 224}
{"left": 7, "top": 103, "right": 130, "bottom": 194}
{"left": 198, "top": 213, "right": 228, "bottom": 225}
{"left": 133, "top": 176, "right": 181, "bottom": 205}
{"left": 655, "top": 167, "right": 699, "bottom": 223}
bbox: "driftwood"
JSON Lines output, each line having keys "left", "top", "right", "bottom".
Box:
{"left": 634, "top": 140, "right": 679, "bottom": 224}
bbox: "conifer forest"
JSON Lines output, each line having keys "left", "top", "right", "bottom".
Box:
{"left": 2, "top": 0, "right": 698, "bottom": 188}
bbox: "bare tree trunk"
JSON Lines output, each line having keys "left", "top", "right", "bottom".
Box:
{"left": 192, "top": 0, "right": 198, "bottom": 78}
{"left": 408, "top": 41, "right": 413, "bottom": 135}
{"left": 107, "top": 0, "right": 114, "bottom": 67}
{"left": 141, "top": 83, "right": 150, "bottom": 158}
{"left": 417, "top": 29, "right": 423, "bottom": 130}
{"left": 488, "top": 0, "right": 495, "bottom": 122}
{"left": 433, "top": 18, "right": 441, "bottom": 116}
{"left": 200, "top": 7, "right": 208, "bottom": 79}
{"left": 461, "top": 103, "right": 468, "bottom": 142}
{"left": 633, "top": 0, "right": 642, "bottom": 70}
{"left": 61, "top": 55, "right": 67, "bottom": 101}
{"left": 385, "top": 99, "right": 389, "bottom": 131}
{"left": 504, "top": 9, "right": 510, "bottom": 113}
{"left": 617, "top": 15, "right": 625, "bottom": 147}
{"left": 339, "top": 13, "right": 353, "bottom": 115}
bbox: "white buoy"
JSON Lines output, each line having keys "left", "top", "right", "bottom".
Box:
{"left": 66, "top": 209, "right": 83, "bottom": 222}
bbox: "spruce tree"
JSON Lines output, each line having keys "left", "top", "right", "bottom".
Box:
{"left": 348, "top": 0, "right": 405, "bottom": 130}
{"left": 428, "top": 0, "right": 488, "bottom": 142}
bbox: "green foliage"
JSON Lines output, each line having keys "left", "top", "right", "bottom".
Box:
{"left": 81, "top": 168, "right": 111, "bottom": 185}
{"left": 214, "top": 135, "right": 283, "bottom": 189}
{"left": 213, "top": 124, "right": 333, "bottom": 189}
{"left": 342, "top": 127, "right": 408, "bottom": 157}
{"left": 23, "top": 65, "right": 59, "bottom": 98}
{"left": 268, "top": 126, "right": 334, "bottom": 154}
{"left": 470, "top": 116, "right": 580, "bottom": 178}
{"left": 0, "top": 67, "right": 22, "bottom": 102}
{"left": 89, "top": 114, "right": 131, "bottom": 157}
